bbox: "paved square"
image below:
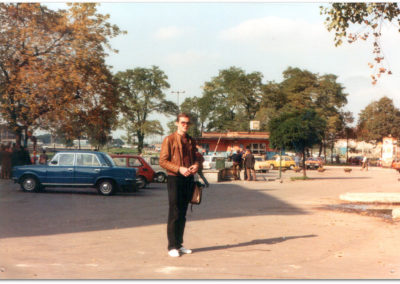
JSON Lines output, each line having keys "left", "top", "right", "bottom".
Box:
{"left": 1, "top": 166, "right": 400, "bottom": 279}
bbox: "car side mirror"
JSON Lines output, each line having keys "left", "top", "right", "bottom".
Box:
{"left": 51, "top": 160, "right": 58, "bottom": 165}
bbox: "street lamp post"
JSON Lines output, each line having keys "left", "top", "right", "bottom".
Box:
{"left": 172, "top": 90, "right": 185, "bottom": 111}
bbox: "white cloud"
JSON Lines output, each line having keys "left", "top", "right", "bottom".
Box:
{"left": 220, "top": 16, "right": 331, "bottom": 50}
{"left": 154, "top": 26, "right": 185, "bottom": 40}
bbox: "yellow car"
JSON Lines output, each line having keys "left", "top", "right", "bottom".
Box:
{"left": 265, "top": 155, "right": 296, "bottom": 170}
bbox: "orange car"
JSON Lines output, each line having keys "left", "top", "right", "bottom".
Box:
{"left": 305, "top": 157, "right": 323, "bottom": 169}
{"left": 392, "top": 160, "right": 400, "bottom": 172}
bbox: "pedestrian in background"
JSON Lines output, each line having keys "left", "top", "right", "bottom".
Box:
{"left": 295, "top": 154, "right": 300, "bottom": 168}
{"left": 1, "top": 143, "right": 12, "bottom": 179}
{"left": 232, "top": 149, "right": 243, "bottom": 180}
{"left": 195, "top": 147, "right": 209, "bottom": 187}
{"left": 244, "top": 149, "right": 256, "bottom": 181}
{"left": 159, "top": 113, "right": 200, "bottom": 258}
{"left": 242, "top": 148, "right": 248, "bottom": 180}
{"left": 39, "top": 149, "right": 48, "bottom": 165}
{"left": 361, "top": 154, "right": 368, "bottom": 171}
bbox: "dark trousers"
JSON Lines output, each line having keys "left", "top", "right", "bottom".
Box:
{"left": 167, "top": 175, "right": 194, "bottom": 250}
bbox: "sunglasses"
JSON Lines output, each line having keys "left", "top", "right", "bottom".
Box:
{"left": 180, "top": 121, "right": 190, "bottom": 125}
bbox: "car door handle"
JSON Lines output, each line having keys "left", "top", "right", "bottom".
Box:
{"left": 67, "top": 168, "right": 74, "bottom": 172}
{"left": 94, "top": 169, "right": 100, "bottom": 172}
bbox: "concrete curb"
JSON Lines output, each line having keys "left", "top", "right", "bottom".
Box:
{"left": 340, "top": 192, "right": 400, "bottom": 203}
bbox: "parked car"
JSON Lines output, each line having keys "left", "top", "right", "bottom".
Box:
{"left": 110, "top": 154, "right": 155, "bottom": 189}
{"left": 203, "top": 155, "right": 233, "bottom": 170}
{"left": 12, "top": 150, "right": 137, "bottom": 196}
{"left": 305, "top": 157, "right": 324, "bottom": 169}
{"left": 254, "top": 156, "right": 268, "bottom": 173}
{"left": 265, "top": 155, "right": 296, "bottom": 170}
{"left": 142, "top": 156, "right": 168, "bottom": 183}
{"left": 348, "top": 156, "right": 363, "bottom": 165}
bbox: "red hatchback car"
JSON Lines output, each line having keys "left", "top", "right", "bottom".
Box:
{"left": 110, "top": 154, "right": 155, "bottom": 189}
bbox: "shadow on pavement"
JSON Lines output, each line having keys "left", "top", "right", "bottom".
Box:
{"left": 308, "top": 177, "right": 372, "bottom": 180}
{"left": 0, "top": 180, "right": 308, "bottom": 239}
{"left": 193, "top": 234, "right": 317, "bottom": 253}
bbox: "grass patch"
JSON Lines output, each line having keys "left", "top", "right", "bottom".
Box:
{"left": 103, "top": 147, "right": 139, "bottom": 155}
{"left": 290, "top": 176, "right": 311, "bottom": 181}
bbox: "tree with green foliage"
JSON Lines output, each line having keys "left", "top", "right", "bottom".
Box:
{"left": 202, "top": 66, "right": 264, "bottom": 131}
{"left": 114, "top": 66, "right": 178, "bottom": 154}
{"left": 265, "top": 67, "right": 348, "bottom": 158}
{"left": 268, "top": 109, "right": 326, "bottom": 177}
{"left": 357, "top": 96, "right": 400, "bottom": 142}
{"left": 321, "top": 3, "right": 400, "bottom": 83}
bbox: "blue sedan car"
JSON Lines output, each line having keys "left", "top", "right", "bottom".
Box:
{"left": 12, "top": 150, "right": 137, "bottom": 196}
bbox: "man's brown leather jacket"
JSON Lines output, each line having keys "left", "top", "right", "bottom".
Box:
{"left": 159, "top": 132, "right": 199, "bottom": 176}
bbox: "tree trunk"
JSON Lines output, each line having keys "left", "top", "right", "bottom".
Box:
{"left": 302, "top": 149, "right": 307, "bottom": 177}
{"left": 23, "top": 128, "right": 29, "bottom": 148}
{"left": 15, "top": 131, "right": 22, "bottom": 148}
{"left": 330, "top": 141, "right": 334, "bottom": 164}
{"left": 137, "top": 131, "right": 144, "bottom": 154}
{"left": 323, "top": 140, "right": 327, "bottom": 161}
{"left": 318, "top": 142, "right": 323, "bottom": 157}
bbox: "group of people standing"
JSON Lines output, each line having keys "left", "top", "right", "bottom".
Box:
{"left": 0, "top": 143, "right": 48, "bottom": 179}
{"left": 231, "top": 148, "right": 257, "bottom": 181}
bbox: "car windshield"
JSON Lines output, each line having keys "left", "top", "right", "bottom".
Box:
{"left": 255, "top": 157, "right": 263, "bottom": 161}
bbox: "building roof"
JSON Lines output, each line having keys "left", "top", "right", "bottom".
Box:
{"left": 200, "top": 131, "right": 270, "bottom": 140}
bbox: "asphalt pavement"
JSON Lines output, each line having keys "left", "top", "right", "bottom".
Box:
{"left": 1, "top": 166, "right": 400, "bottom": 279}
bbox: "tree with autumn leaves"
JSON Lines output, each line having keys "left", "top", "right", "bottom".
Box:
{"left": 0, "top": 3, "right": 123, "bottom": 147}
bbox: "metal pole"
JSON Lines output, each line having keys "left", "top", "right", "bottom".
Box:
{"left": 172, "top": 90, "right": 185, "bottom": 111}
{"left": 279, "top": 148, "right": 282, "bottom": 179}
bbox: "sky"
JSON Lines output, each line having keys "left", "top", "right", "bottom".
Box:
{"left": 45, "top": 2, "right": 400, "bottom": 141}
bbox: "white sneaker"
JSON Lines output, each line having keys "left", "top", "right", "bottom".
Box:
{"left": 179, "top": 247, "right": 192, "bottom": 254}
{"left": 168, "top": 249, "right": 180, "bottom": 257}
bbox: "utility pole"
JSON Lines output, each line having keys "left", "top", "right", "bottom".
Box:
{"left": 171, "top": 90, "right": 185, "bottom": 111}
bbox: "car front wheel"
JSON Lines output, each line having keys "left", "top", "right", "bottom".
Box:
{"left": 155, "top": 172, "right": 167, "bottom": 183}
{"left": 136, "top": 176, "right": 147, "bottom": 189}
{"left": 97, "top": 179, "right": 115, "bottom": 196}
{"left": 21, "top": 176, "right": 39, "bottom": 192}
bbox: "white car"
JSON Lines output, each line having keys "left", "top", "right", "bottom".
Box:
{"left": 142, "top": 156, "right": 167, "bottom": 183}
{"left": 202, "top": 155, "right": 233, "bottom": 170}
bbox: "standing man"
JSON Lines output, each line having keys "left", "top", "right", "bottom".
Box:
{"left": 244, "top": 149, "right": 256, "bottom": 181}
{"left": 232, "top": 150, "right": 243, "bottom": 180}
{"left": 160, "top": 113, "right": 200, "bottom": 257}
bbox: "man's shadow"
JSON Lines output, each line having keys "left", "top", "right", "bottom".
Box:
{"left": 192, "top": 234, "right": 317, "bottom": 253}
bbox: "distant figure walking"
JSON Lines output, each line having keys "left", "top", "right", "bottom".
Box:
{"left": 294, "top": 154, "right": 300, "bottom": 168}
{"left": 244, "top": 149, "right": 256, "bottom": 181}
{"left": 361, "top": 155, "right": 368, "bottom": 171}
{"left": 195, "top": 147, "right": 209, "bottom": 187}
